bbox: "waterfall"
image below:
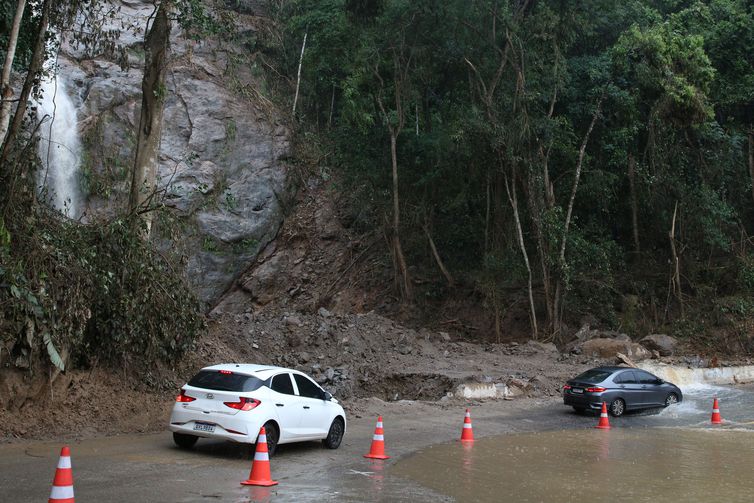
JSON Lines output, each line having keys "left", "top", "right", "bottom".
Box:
{"left": 35, "top": 71, "right": 82, "bottom": 219}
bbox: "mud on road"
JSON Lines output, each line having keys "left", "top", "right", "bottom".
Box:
{"left": 0, "top": 396, "right": 581, "bottom": 503}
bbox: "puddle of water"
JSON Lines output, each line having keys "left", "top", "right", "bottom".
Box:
{"left": 394, "top": 429, "right": 754, "bottom": 503}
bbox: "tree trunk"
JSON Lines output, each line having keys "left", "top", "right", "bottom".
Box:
{"left": 390, "top": 131, "right": 412, "bottom": 300}
{"left": 424, "top": 222, "right": 454, "bottom": 287}
{"left": 748, "top": 127, "right": 754, "bottom": 204}
{"left": 0, "top": 0, "right": 50, "bottom": 168}
{"left": 291, "top": 31, "right": 307, "bottom": 117}
{"left": 558, "top": 97, "right": 603, "bottom": 265}
{"left": 505, "top": 166, "right": 538, "bottom": 340}
{"left": 0, "top": 0, "right": 27, "bottom": 148}
{"left": 551, "top": 97, "right": 603, "bottom": 334}
{"left": 129, "top": 2, "right": 171, "bottom": 235}
{"left": 328, "top": 83, "right": 335, "bottom": 128}
{"left": 527, "top": 170, "right": 553, "bottom": 333}
{"left": 628, "top": 153, "right": 640, "bottom": 253}
{"left": 669, "top": 201, "right": 683, "bottom": 317}
{"left": 484, "top": 169, "right": 491, "bottom": 254}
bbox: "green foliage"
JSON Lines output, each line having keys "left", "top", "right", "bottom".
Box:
{"left": 82, "top": 218, "right": 205, "bottom": 365}
{"left": 0, "top": 203, "right": 205, "bottom": 373}
{"left": 229, "top": 0, "right": 754, "bottom": 341}
{"left": 737, "top": 253, "right": 754, "bottom": 293}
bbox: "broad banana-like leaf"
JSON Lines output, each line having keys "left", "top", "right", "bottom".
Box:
{"left": 42, "top": 333, "right": 65, "bottom": 372}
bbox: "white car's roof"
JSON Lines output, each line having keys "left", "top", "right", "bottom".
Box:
{"left": 201, "top": 363, "right": 294, "bottom": 379}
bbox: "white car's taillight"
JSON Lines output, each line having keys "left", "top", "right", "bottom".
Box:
{"left": 176, "top": 389, "right": 196, "bottom": 402}
{"left": 224, "top": 397, "right": 261, "bottom": 411}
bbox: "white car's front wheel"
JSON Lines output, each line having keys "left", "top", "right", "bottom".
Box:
{"left": 322, "top": 417, "right": 345, "bottom": 449}
{"left": 259, "top": 421, "right": 279, "bottom": 457}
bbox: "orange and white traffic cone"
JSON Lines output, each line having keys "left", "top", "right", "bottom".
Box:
{"left": 460, "top": 409, "right": 475, "bottom": 442}
{"left": 595, "top": 402, "right": 611, "bottom": 429}
{"left": 711, "top": 397, "right": 723, "bottom": 424}
{"left": 49, "top": 446, "right": 74, "bottom": 503}
{"left": 364, "top": 416, "right": 390, "bottom": 459}
{"left": 241, "top": 427, "right": 278, "bottom": 486}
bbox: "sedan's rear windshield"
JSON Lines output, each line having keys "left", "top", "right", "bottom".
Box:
{"left": 573, "top": 369, "right": 612, "bottom": 384}
{"left": 188, "top": 370, "right": 265, "bottom": 392}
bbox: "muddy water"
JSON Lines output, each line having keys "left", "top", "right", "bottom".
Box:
{"left": 394, "top": 428, "right": 754, "bottom": 502}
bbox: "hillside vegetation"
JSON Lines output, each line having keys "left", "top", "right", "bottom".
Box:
{"left": 261, "top": 0, "right": 754, "bottom": 348}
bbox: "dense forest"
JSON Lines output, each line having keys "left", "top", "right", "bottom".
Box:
{"left": 267, "top": 0, "right": 754, "bottom": 345}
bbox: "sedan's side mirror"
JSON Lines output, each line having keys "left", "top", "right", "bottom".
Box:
{"left": 655, "top": 379, "right": 664, "bottom": 385}
{"left": 323, "top": 391, "right": 333, "bottom": 401}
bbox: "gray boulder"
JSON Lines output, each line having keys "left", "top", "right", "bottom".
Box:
{"left": 581, "top": 338, "right": 652, "bottom": 361}
{"left": 639, "top": 334, "right": 679, "bottom": 356}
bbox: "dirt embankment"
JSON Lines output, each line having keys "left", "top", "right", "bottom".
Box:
{"left": 0, "top": 306, "right": 590, "bottom": 440}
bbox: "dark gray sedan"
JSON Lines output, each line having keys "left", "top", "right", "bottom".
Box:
{"left": 563, "top": 366, "right": 683, "bottom": 416}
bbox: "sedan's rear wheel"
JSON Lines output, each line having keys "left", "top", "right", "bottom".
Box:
{"left": 173, "top": 432, "right": 198, "bottom": 449}
{"left": 609, "top": 398, "right": 625, "bottom": 417}
{"left": 664, "top": 393, "right": 679, "bottom": 407}
{"left": 260, "top": 421, "right": 279, "bottom": 457}
{"left": 322, "top": 417, "right": 345, "bottom": 449}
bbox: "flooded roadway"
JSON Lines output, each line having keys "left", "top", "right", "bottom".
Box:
{"left": 395, "top": 384, "right": 754, "bottom": 502}
{"left": 1, "top": 384, "right": 754, "bottom": 502}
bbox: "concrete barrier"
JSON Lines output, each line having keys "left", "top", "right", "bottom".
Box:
{"left": 454, "top": 382, "right": 511, "bottom": 399}
{"left": 638, "top": 363, "right": 754, "bottom": 387}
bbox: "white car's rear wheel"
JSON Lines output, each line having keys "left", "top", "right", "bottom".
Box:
{"left": 173, "top": 432, "right": 198, "bottom": 449}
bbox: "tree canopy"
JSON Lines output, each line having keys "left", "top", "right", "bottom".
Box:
{"left": 272, "top": 0, "right": 754, "bottom": 342}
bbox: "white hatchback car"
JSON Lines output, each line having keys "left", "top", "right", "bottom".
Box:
{"left": 168, "top": 363, "right": 346, "bottom": 456}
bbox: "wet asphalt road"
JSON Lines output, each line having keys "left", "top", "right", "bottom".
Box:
{"left": 0, "top": 384, "right": 751, "bottom": 502}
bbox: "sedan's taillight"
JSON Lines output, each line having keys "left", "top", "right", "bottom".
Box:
{"left": 176, "top": 389, "right": 196, "bottom": 402}
{"left": 586, "top": 387, "right": 606, "bottom": 393}
{"left": 563, "top": 384, "right": 572, "bottom": 390}
{"left": 224, "top": 397, "right": 261, "bottom": 411}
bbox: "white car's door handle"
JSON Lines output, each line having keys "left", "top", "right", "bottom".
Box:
{"left": 276, "top": 403, "right": 284, "bottom": 407}
{"left": 303, "top": 406, "right": 310, "bottom": 409}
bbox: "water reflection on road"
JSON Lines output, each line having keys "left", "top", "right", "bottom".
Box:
{"left": 395, "top": 384, "right": 754, "bottom": 503}
{"left": 397, "top": 429, "right": 754, "bottom": 502}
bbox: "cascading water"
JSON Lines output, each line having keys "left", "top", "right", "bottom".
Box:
{"left": 35, "top": 70, "right": 82, "bottom": 219}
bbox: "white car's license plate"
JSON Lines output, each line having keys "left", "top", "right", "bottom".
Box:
{"left": 572, "top": 388, "right": 583, "bottom": 394}
{"left": 194, "top": 422, "right": 215, "bottom": 433}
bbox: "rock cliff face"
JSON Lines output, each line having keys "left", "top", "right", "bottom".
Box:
{"left": 60, "top": 0, "right": 290, "bottom": 305}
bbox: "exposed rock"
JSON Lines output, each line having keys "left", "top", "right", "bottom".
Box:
{"left": 574, "top": 324, "right": 600, "bottom": 341}
{"left": 59, "top": 1, "right": 290, "bottom": 306}
{"left": 241, "top": 254, "right": 289, "bottom": 304}
{"left": 640, "top": 334, "right": 678, "bottom": 356}
{"left": 581, "top": 338, "right": 651, "bottom": 361}
{"left": 529, "top": 375, "right": 558, "bottom": 396}
{"left": 526, "top": 340, "right": 558, "bottom": 354}
{"left": 506, "top": 378, "right": 534, "bottom": 398}
{"left": 615, "top": 352, "right": 637, "bottom": 367}
{"left": 284, "top": 315, "right": 303, "bottom": 327}
{"left": 567, "top": 327, "right": 632, "bottom": 354}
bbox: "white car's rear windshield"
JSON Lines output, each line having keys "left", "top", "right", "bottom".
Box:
{"left": 188, "top": 370, "right": 265, "bottom": 392}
